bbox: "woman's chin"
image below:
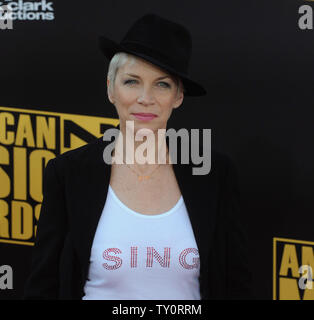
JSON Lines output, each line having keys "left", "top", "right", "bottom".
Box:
{"left": 123, "top": 119, "right": 163, "bottom": 137}
{"left": 134, "top": 125, "right": 156, "bottom": 139}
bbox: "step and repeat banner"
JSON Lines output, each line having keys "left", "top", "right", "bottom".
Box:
{"left": 0, "top": 106, "right": 118, "bottom": 246}
{"left": 0, "top": 0, "right": 314, "bottom": 300}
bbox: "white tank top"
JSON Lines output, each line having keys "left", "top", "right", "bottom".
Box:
{"left": 82, "top": 185, "right": 201, "bottom": 300}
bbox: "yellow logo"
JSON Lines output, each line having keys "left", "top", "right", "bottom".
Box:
{"left": 0, "top": 106, "right": 119, "bottom": 246}
{"left": 273, "top": 237, "right": 314, "bottom": 300}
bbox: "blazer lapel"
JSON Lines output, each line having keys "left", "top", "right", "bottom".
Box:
{"left": 70, "top": 135, "right": 114, "bottom": 283}
{"left": 71, "top": 126, "right": 218, "bottom": 285}
{"left": 171, "top": 144, "right": 219, "bottom": 279}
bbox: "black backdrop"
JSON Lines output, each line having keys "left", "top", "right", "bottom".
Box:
{"left": 0, "top": 0, "right": 314, "bottom": 300}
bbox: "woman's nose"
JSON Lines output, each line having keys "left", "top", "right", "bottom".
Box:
{"left": 137, "top": 87, "right": 155, "bottom": 105}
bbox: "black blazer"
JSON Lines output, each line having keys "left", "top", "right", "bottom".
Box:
{"left": 23, "top": 129, "right": 252, "bottom": 300}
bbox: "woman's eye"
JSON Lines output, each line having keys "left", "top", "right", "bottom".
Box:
{"left": 157, "top": 81, "right": 171, "bottom": 88}
{"left": 124, "top": 79, "right": 137, "bottom": 85}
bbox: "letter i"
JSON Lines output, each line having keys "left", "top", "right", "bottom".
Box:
{"left": 130, "top": 246, "right": 138, "bottom": 268}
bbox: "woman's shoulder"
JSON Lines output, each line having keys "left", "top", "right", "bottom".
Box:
{"left": 210, "top": 148, "right": 238, "bottom": 176}
{"left": 59, "top": 136, "right": 103, "bottom": 159}
{"left": 47, "top": 136, "right": 104, "bottom": 174}
{"left": 208, "top": 149, "right": 241, "bottom": 196}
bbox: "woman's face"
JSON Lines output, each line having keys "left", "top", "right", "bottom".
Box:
{"left": 107, "top": 56, "right": 184, "bottom": 135}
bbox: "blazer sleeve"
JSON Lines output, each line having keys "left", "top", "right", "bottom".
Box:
{"left": 23, "top": 157, "right": 68, "bottom": 299}
{"left": 223, "top": 156, "right": 253, "bottom": 300}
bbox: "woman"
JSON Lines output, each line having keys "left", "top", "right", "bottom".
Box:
{"left": 24, "top": 13, "right": 252, "bottom": 300}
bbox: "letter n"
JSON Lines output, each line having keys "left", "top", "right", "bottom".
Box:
{"left": 146, "top": 247, "right": 170, "bottom": 268}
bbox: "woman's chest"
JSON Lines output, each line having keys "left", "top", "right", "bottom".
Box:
{"left": 109, "top": 164, "right": 182, "bottom": 215}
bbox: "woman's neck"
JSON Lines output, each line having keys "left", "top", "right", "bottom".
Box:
{"left": 112, "top": 126, "right": 172, "bottom": 169}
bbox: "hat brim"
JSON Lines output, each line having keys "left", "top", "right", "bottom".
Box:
{"left": 99, "top": 36, "right": 207, "bottom": 97}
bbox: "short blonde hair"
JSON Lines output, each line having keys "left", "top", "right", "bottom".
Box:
{"left": 106, "top": 52, "right": 184, "bottom": 96}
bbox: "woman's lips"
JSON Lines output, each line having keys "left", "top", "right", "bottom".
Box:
{"left": 131, "top": 113, "right": 157, "bottom": 121}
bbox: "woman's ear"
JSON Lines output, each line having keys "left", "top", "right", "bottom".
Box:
{"left": 173, "top": 90, "right": 184, "bottom": 109}
{"left": 107, "top": 79, "right": 115, "bottom": 104}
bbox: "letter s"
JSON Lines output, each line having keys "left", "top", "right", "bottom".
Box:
{"left": 102, "top": 248, "right": 122, "bottom": 270}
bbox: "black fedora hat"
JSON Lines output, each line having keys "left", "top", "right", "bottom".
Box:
{"left": 98, "top": 13, "right": 207, "bottom": 97}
